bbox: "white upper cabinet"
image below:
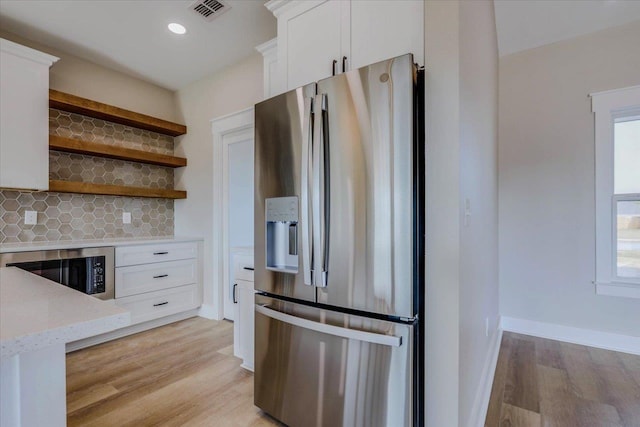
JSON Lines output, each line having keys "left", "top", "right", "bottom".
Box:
{"left": 266, "top": 0, "right": 423, "bottom": 93}
{"left": 349, "top": 0, "right": 424, "bottom": 71}
{"left": 0, "top": 39, "right": 58, "bottom": 191}
{"left": 283, "top": 1, "right": 349, "bottom": 90}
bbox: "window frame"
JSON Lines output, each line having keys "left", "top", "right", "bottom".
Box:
{"left": 591, "top": 85, "right": 640, "bottom": 298}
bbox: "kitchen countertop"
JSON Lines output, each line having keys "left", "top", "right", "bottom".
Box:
{"left": 0, "top": 267, "right": 130, "bottom": 359}
{"left": 0, "top": 235, "right": 204, "bottom": 253}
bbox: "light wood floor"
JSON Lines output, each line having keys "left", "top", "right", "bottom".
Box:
{"left": 66, "top": 317, "right": 280, "bottom": 426}
{"left": 69, "top": 320, "right": 640, "bottom": 427}
{"left": 485, "top": 332, "right": 640, "bottom": 427}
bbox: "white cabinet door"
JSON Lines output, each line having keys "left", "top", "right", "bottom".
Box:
{"left": 271, "top": 0, "right": 422, "bottom": 92}
{"left": 284, "top": 1, "right": 349, "bottom": 90}
{"left": 349, "top": 0, "right": 424, "bottom": 70}
{"left": 0, "top": 39, "right": 58, "bottom": 191}
{"left": 236, "top": 279, "right": 255, "bottom": 371}
{"left": 233, "top": 278, "right": 255, "bottom": 371}
{"left": 230, "top": 254, "right": 253, "bottom": 352}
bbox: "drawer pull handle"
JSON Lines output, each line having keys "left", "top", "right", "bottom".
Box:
{"left": 233, "top": 284, "right": 238, "bottom": 304}
{"left": 153, "top": 301, "right": 169, "bottom": 307}
{"left": 243, "top": 267, "right": 254, "bottom": 271}
{"left": 153, "top": 251, "right": 169, "bottom": 255}
{"left": 153, "top": 274, "right": 169, "bottom": 279}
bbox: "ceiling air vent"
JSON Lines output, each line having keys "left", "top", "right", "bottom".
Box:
{"left": 190, "top": 0, "right": 230, "bottom": 22}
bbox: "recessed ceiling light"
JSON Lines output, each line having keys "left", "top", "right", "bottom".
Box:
{"left": 168, "top": 23, "right": 187, "bottom": 35}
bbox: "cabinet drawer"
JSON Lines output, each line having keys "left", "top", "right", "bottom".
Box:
{"left": 233, "top": 255, "right": 254, "bottom": 282}
{"left": 116, "top": 259, "right": 197, "bottom": 298}
{"left": 115, "top": 284, "right": 200, "bottom": 325}
{"left": 116, "top": 242, "right": 197, "bottom": 267}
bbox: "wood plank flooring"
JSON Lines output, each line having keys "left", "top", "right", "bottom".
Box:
{"left": 485, "top": 332, "right": 640, "bottom": 427}
{"left": 66, "top": 317, "right": 280, "bottom": 426}
{"left": 69, "top": 320, "right": 640, "bottom": 426}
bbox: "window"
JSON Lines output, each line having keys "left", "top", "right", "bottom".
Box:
{"left": 592, "top": 85, "right": 640, "bottom": 298}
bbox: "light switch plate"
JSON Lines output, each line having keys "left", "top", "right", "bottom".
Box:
{"left": 464, "top": 198, "right": 471, "bottom": 227}
{"left": 24, "top": 210, "right": 38, "bottom": 225}
{"left": 122, "top": 212, "right": 132, "bottom": 224}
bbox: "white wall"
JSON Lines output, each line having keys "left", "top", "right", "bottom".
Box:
{"left": 0, "top": 30, "right": 178, "bottom": 121}
{"left": 424, "top": 1, "right": 499, "bottom": 426}
{"left": 173, "top": 54, "right": 263, "bottom": 314}
{"left": 424, "top": 1, "right": 461, "bottom": 424}
{"left": 458, "top": 1, "right": 499, "bottom": 425}
{"left": 499, "top": 21, "right": 640, "bottom": 337}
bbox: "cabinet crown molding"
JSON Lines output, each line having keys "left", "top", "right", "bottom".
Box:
{"left": 264, "top": 0, "right": 291, "bottom": 17}
{"left": 0, "top": 38, "right": 59, "bottom": 67}
{"left": 265, "top": 0, "right": 325, "bottom": 18}
{"left": 255, "top": 38, "right": 277, "bottom": 56}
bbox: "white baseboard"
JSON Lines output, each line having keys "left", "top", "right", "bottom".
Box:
{"left": 500, "top": 316, "right": 640, "bottom": 355}
{"left": 66, "top": 310, "right": 200, "bottom": 353}
{"left": 198, "top": 304, "right": 221, "bottom": 320}
{"left": 467, "top": 327, "right": 503, "bottom": 427}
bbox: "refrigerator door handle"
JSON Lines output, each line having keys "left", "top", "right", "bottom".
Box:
{"left": 312, "top": 96, "right": 322, "bottom": 287}
{"left": 319, "top": 94, "right": 330, "bottom": 287}
{"left": 301, "top": 96, "right": 314, "bottom": 286}
{"left": 255, "top": 304, "right": 402, "bottom": 347}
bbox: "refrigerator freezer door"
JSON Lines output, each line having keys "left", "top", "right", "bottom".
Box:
{"left": 315, "top": 54, "right": 416, "bottom": 318}
{"left": 255, "top": 84, "right": 317, "bottom": 302}
{"left": 254, "top": 295, "right": 413, "bottom": 427}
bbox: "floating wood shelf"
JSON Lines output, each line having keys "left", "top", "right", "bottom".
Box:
{"left": 49, "top": 180, "right": 187, "bottom": 199}
{"left": 49, "top": 135, "right": 187, "bottom": 168}
{"left": 49, "top": 90, "right": 187, "bottom": 137}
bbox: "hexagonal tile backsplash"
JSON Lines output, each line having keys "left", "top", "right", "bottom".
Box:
{"left": 0, "top": 109, "right": 176, "bottom": 244}
{"left": 49, "top": 152, "right": 174, "bottom": 188}
{"left": 0, "top": 191, "right": 173, "bottom": 243}
{"left": 49, "top": 109, "right": 174, "bottom": 154}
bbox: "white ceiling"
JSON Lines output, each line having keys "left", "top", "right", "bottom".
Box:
{"left": 494, "top": 0, "right": 640, "bottom": 56}
{"left": 0, "top": 0, "right": 276, "bottom": 90}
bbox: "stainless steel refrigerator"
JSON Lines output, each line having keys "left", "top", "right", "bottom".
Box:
{"left": 253, "top": 54, "right": 424, "bottom": 427}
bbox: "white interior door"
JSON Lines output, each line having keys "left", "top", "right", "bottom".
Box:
{"left": 223, "top": 130, "right": 254, "bottom": 320}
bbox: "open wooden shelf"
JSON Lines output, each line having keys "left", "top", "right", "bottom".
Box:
{"left": 49, "top": 180, "right": 187, "bottom": 199}
{"left": 50, "top": 135, "right": 187, "bottom": 168}
{"left": 49, "top": 90, "right": 187, "bottom": 137}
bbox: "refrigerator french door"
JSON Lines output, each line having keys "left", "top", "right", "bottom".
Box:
{"left": 254, "top": 54, "right": 424, "bottom": 427}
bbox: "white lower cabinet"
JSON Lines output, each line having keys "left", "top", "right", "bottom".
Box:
{"left": 115, "top": 242, "right": 198, "bottom": 267}
{"left": 114, "top": 241, "right": 202, "bottom": 326}
{"left": 232, "top": 254, "right": 255, "bottom": 371}
{"left": 116, "top": 284, "right": 200, "bottom": 325}
{"left": 115, "top": 258, "right": 197, "bottom": 298}
{"left": 235, "top": 280, "right": 255, "bottom": 371}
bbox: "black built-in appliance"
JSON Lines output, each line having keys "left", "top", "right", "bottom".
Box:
{"left": 0, "top": 247, "right": 115, "bottom": 300}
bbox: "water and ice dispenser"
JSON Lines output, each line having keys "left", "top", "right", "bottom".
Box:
{"left": 265, "top": 196, "right": 298, "bottom": 273}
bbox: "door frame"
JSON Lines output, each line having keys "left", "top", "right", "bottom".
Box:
{"left": 210, "top": 107, "right": 254, "bottom": 320}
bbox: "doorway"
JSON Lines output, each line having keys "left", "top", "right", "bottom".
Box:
{"left": 210, "top": 107, "right": 255, "bottom": 322}
{"left": 223, "top": 130, "right": 254, "bottom": 320}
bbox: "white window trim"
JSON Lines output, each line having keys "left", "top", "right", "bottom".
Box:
{"left": 591, "top": 85, "right": 640, "bottom": 299}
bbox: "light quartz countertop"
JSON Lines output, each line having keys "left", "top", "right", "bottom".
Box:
{"left": 0, "top": 236, "right": 204, "bottom": 253}
{"left": 0, "top": 267, "right": 130, "bottom": 359}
